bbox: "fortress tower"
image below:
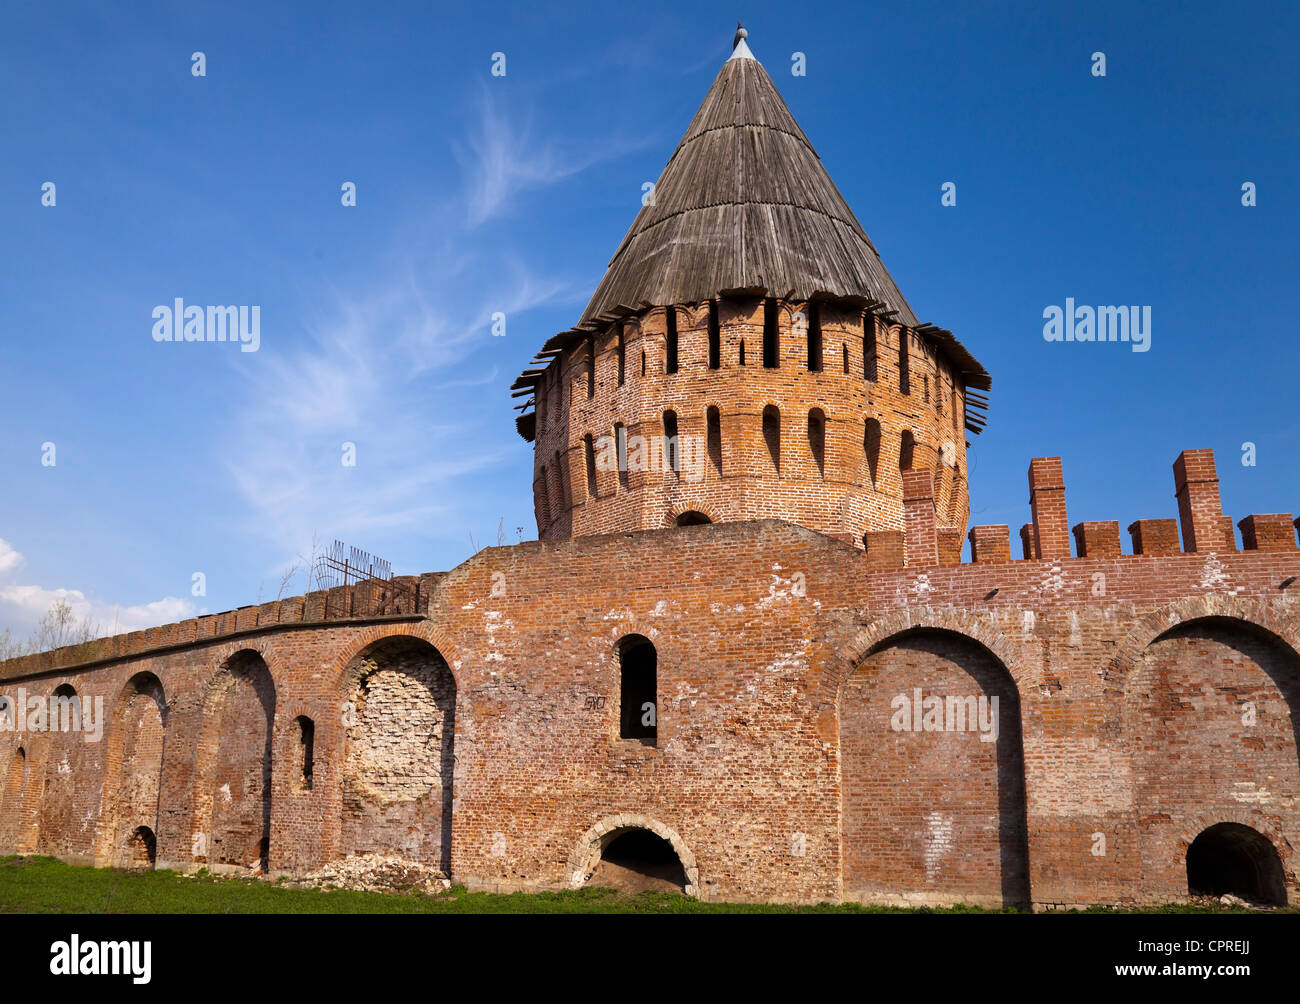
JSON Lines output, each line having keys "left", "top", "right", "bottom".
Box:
{"left": 513, "top": 27, "right": 991, "bottom": 545}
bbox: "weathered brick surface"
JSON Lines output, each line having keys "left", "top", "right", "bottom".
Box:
{"left": 532, "top": 302, "right": 970, "bottom": 548}
{"left": 0, "top": 450, "right": 1295, "bottom": 907}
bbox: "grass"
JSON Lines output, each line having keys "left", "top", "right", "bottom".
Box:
{"left": 0, "top": 856, "right": 1287, "bottom": 914}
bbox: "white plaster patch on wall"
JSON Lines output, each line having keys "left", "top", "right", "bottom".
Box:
{"left": 219, "top": 783, "right": 232, "bottom": 804}
{"left": 758, "top": 568, "right": 804, "bottom": 608}
{"left": 1231, "top": 781, "right": 1274, "bottom": 805}
{"left": 1039, "top": 565, "right": 1068, "bottom": 596}
{"left": 651, "top": 599, "right": 670, "bottom": 617}
{"left": 762, "top": 639, "right": 810, "bottom": 677}
{"left": 1199, "top": 554, "right": 1240, "bottom": 596}
{"left": 1021, "top": 609, "right": 1036, "bottom": 637}
{"left": 601, "top": 608, "right": 637, "bottom": 622}
{"left": 923, "top": 811, "right": 953, "bottom": 883}
{"left": 1068, "top": 611, "right": 1082, "bottom": 646}
{"left": 483, "top": 609, "right": 512, "bottom": 663}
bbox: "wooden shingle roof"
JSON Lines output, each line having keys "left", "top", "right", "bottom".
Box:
{"left": 580, "top": 36, "right": 919, "bottom": 327}
{"left": 512, "top": 28, "right": 991, "bottom": 441}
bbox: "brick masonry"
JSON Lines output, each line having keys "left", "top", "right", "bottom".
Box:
{"left": 0, "top": 448, "right": 1296, "bottom": 907}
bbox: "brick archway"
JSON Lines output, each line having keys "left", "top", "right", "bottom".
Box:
{"left": 567, "top": 814, "right": 700, "bottom": 897}
{"left": 834, "top": 606, "right": 1035, "bottom": 702}
{"left": 1105, "top": 594, "right": 1300, "bottom": 691}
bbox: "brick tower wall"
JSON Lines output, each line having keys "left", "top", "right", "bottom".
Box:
{"left": 531, "top": 298, "right": 971, "bottom": 546}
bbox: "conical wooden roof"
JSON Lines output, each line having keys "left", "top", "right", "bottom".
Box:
{"left": 579, "top": 38, "right": 919, "bottom": 326}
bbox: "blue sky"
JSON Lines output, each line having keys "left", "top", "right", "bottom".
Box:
{"left": 1, "top": 0, "right": 1296, "bottom": 638}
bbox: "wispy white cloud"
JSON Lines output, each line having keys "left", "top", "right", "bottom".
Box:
{"left": 0, "top": 584, "right": 197, "bottom": 639}
{"left": 0, "top": 539, "right": 23, "bottom": 575}
{"left": 453, "top": 84, "right": 657, "bottom": 227}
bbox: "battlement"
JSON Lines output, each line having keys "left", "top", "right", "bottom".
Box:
{"left": 866, "top": 447, "right": 1298, "bottom": 569}
{"left": 0, "top": 573, "right": 441, "bottom": 681}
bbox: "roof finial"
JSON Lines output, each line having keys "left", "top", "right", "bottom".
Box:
{"left": 729, "top": 21, "right": 754, "bottom": 61}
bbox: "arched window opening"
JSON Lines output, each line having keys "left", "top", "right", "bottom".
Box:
{"left": 618, "top": 636, "right": 657, "bottom": 745}
{"left": 806, "top": 302, "right": 822, "bottom": 371}
{"left": 706, "top": 406, "right": 722, "bottom": 476}
{"left": 675, "top": 511, "right": 712, "bottom": 526}
{"left": 584, "top": 433, "right": 598, "bottom": 499}
{"left": 1187, "top": 823, "right": 1286, "bottom": 906}
{"left": 292, "top": 715, "right": 315, "bottom": 791}
{"left": 662, "top": 410, "right": 680, "bottom": 475}
{"left": 865, "top": 418, "right": 882, "bottom": 487}
{"left": 900, "top": 429, "right": 915, "bottom": 471}
{"left": 762, "top": 298, "right": 779, "bottom": 368}
{"left": 665, "top": 307, "right": 679, "bottom": 374}
{"left": 898, "top": 329, "right": 910, "bottom": 395}
{"left": 707, "top": 300, "right": 720, "bottom": 369}
{"left": 762, "top": 405, "right": 781, "bottom": 474}
{"left": 863, "top": 315, "right": 878, "bottom": 381}
{"left": 808, "top": 408, "right": 826, "bottom": 477}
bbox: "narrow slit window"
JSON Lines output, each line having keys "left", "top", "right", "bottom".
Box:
{"left": 586, "top": 337, "right": 596, "bottom": 399}
{"left": 806, "top": 302, "right": 822, "bottom": 371}
{"left": 615, "top": 423, "right": 628, "bottom": 489}
{"left": 584, "top": 434, "right": 598, "bottom": 499}
{"left": 808, "top": 409, "right": 825, "bottom": 477}
{"left": 863, "top": 315, "right": 878, "bottom": 381}
{"left": 738, "top": 339, "right": 746, "bottom": 366}
{"left": 763, "top": 298, "right": 779, "bottom": 368}
{"left": 617, "top": 326, "right": 625, "bottom": 386}
{"left": 842, "top": 343, "right": 849, "bottom": 373}
{"left": 619, "top": 635, "right": 657, "bottom": 744}
{"left": 762, "top": 405, "right": 781, "bottom": 474}
{"left": 865, "top": 418, "right": 882, "bottom": 487}
{"left": 665, "top": 307, "right": 679, "bottom": 374}
{"left": 663, "top": 410, "right": 680, "bottom": 475}
{"left": 708, "top": 301, "right": 720, "bottom": 369}
{"left": 898, "top": 329, "right": 910, "bottom": 396}
{"left": 707, "top": 406, "right": 722, "bottom": 476}
{"left": 293, "top": 716, "right": 314, "bottom": 791}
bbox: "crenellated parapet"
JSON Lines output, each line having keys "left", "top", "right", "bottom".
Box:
{"left": 868, "top": 447, "right": 1298, "bottom": 569}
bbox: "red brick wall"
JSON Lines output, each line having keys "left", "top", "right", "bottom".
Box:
{"left": 0, "top": 490, "right": 1296, "bottom": 906}
{"left": 532, "top": 299, "right": 971, "bottom": 547}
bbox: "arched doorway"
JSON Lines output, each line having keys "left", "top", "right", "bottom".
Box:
{"left": 125, "top": 826, "right": 157, "bottom": 870}
{"left": 589, "top": 828, "right": 688, "bottom": 894}
{"left": 194, "top": 650, "right": 276, "bottom": 872}
{"left": 1187, "top": 823, "right": 1286, "bottom": 905}
{"left": 840, "top": 628, "right": 1030, "bottom": 908}
{"left": 568, "top": 815, "right": 699, "bottom": 896}
{"left": 339, "top": 637, "right": 456, "bottom": 873}
{"left": 1128, "top": 618, "right": 1300, "bottom": 901}
{"left": 100, "top": 672, "right": 167, "bottom": 866}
